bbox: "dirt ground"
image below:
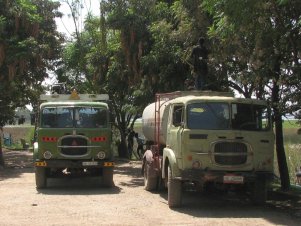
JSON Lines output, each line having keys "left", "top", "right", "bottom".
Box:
{"left": 1, "top": 149, "right": 301, "bottom": 226}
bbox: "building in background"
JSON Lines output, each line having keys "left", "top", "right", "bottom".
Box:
{"left": 13, "top": 107, "right": 32, "bottom": 125}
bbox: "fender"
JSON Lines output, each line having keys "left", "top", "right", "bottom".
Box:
{"left": 33, "top": 142, "right": 39, "bottom": 161}
{"left": 162, "top": 147, "right": 181, "bottom": 179}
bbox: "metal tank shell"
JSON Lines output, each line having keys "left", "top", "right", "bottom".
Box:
{"left": 142, "top": 101, "right": 170, "bottom": 145}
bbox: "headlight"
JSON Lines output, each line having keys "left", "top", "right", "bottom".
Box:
{"left": 97, "top": 151, "right": 106, "bottom": 159}
{"left": 43, "top": 151, "right": 52, "bottom": 159}
{"left": 192, "top": 161, "right": 201, "bottom": 169}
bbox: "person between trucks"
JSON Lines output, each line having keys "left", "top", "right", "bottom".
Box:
{"left": 127, "top": 128, "right": 135, "bottom": 159}
{"left": 134, "top": 133, "right": 144, "bottom": 159}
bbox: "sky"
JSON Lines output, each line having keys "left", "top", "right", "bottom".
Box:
{"left": 56, "top": 0, "right": 100, "bottom": 37}
{"left": 43, "top": 0, "right": 100, "bottom": 86}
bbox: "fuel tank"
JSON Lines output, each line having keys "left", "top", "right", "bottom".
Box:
{"left": 142, "top": 101, "right": 171, "bottom": 145}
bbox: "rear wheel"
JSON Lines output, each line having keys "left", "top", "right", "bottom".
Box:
{"left": 35, "top": 167, "right": 47, "bottom": 189}
{"left": 103, "top": 168, "right": 114, "bottom": 187}
{"left": 143, "top": 161, "right": 157, "bottom": 191}
{"left": 167, "top": 165, "right": 182, "bottom": 208}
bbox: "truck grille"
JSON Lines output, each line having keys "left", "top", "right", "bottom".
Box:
{"left": 214, "top": 142, "right": 247, "bottom": 165}
{"left": 60, "top": 136, "right": 88, "bottom": 156}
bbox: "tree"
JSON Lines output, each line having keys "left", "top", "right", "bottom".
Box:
{"left": 57, "top": 0, "right": 299, "bottom": 168}
{"left": 58, "top": 0, "right": 214, "bottom": 158}
{"left": 141, "top": 1, "right": 190, "bottom": 93}
{"left": 103, "top": 0, "right": 153, "bottom": 157}
{"left": 202, "top": 0, "right": 301, "bottom": 190}
{"left": 0, "top": 0, "right": 63, "bottom": 164}
{"left": 57, "top": 0, "right": 143, "bottom": 158}
{"left": 57, "top": 0, "right": 101, "bottom": 88}
{"left": 0, "top": 0, "right": 63, "bottom": 125}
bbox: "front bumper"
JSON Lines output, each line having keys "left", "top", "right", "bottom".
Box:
{"left": 180, "top": 169, "right": 274, "bottom": 184}
{"left": 35, "top": 159, "right": 114, "bottom": 168}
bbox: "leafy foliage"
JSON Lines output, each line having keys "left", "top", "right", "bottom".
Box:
{"left": 0, "top": 0, "right": 63, "bottom": 126}
{"left": 202, "top": 0, "right": 301, "bottom": 190}
{"left": 59, "top": 0, "right": 301, "bottom": 181}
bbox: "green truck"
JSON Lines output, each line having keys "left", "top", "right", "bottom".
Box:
{"left": 142, "top": 91, "right": 274, "bottom": 207}
{"left": 33, "top": 90, "right": 114, "bottom": 188}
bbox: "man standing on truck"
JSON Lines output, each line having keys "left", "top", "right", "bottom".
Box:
{"left": 191, "top": 37, "right": 209, "bottom": 90}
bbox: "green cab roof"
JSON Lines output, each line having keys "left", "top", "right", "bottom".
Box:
{"left": 40, "top": 101, "right": 108, "bottom": 109}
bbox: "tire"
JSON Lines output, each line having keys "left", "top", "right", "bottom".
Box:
{"left": 250, "top": 177, "right": 267, "bottom": 205}
{"left": 167, "top": 165, "right": 182, "bottom": 208}
{"left": 143, "top": 162, "right": 158, "bottom": 191}
{"left": 103, "top": 168, "right": 114, "bottom": 187}
{"left": 35, "top": 167, "right": 47, "bottom": 189}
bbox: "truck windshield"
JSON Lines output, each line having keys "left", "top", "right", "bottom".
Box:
{"left": 41, "top": 106, "right": 107, "bottom": 128}
{"left": 187, "top": 102, "right": 269, "bottom": 131}
{"left": 231, "top": 103, "right": 269, "bottom": 131}
{"left": 187, "top": 103, "right": 230, "bottom": 130}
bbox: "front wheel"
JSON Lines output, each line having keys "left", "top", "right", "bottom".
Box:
{"left": 103, "top": 168, "right": 114, "bottom": 187}
{"left": 167, "top": 165, "right": 182, "bottom": 208}
{"left": 35, "top": 167, "right": 47, "bottom": 189}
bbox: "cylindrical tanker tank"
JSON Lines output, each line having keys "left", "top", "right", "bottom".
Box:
{"left": 142, "top": 101, "right": 171, "bottom": 145}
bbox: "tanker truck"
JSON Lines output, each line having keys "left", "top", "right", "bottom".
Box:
{"left": 141, "top": 91, "right": 274, "bottom": 207}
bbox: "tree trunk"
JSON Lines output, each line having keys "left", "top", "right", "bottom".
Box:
{"left": 272, "top": 80, "right": 290, "bottom": 191}
{"left": 0, "top": 137, "right": 4, "bottom": 167}
{"left": 118, "top": 135, "right": 128, "bottom": 158}
{"left": 274, "top": 116, "right": 290, "bottom": 191}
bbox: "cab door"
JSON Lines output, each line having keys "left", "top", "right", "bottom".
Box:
{"left": 167, "top": 104, "right": 184, "bottom": 160}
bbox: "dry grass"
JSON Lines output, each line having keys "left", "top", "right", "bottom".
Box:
{"left": 284, "top": 128, "right": 301, "bottom": 184}
{"left": 273, "top": 127, "right": 301, "bottom": 185}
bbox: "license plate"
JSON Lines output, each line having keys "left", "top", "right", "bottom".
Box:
{"left": 223, "top": 175, "right": 244, "bottom": 184}
{"left": 82, "top": 161, "right": 98, "bottom": 166}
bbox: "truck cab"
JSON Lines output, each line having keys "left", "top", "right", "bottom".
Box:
{"left": 34, "top": 90, "right": 114, "bottom": 188}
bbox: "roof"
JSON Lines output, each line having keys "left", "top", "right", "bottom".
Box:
{"left": 40, "top": 90, "right": 109, "bottom": 102}
{"left": 156, "top": 91, "right": 267, "bottom": 106}
{"left": 40, "top": 101, "right": 108, "bottom": 108}
{"left": 171, "top": 95, "right": 267, "bottom": 105}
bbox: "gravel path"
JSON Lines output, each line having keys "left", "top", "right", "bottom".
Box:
{"left": 0, "top": 149, "right": 300, "bottom": 226}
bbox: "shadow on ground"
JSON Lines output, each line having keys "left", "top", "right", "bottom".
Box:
{"left": 0, "top": 148, "right": 33, "bottom": 180}
{"left": 156, "top": 183, "right": 301, "bottom": 225}
{"left": 37, "top": 178, "right": 123, "bottom": 195}
{"left": 2, "top": 149, "right": 301, "bottom": 225}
